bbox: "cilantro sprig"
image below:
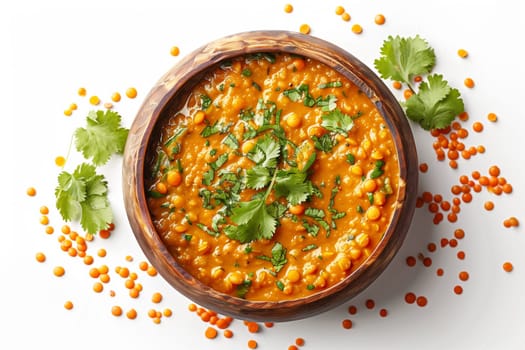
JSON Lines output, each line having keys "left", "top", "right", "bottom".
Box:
{"left": 374, "top": 35, "right": 464, "bottom": 130}
{"left": 55, "top": 110, "right": 129, "bottom": 233}
{"left": 224, "top": 135, "right": 315, "bottom": 243}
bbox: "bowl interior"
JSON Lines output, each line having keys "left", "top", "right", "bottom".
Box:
{"left": 122, "top": 30, "right": 418, "bottom": 322}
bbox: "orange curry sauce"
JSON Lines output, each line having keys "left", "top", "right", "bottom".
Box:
{"left": 146, "top": 53, "right": 400, "bottom": 301}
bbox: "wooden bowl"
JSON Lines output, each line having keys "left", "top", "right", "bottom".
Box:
{"left": 122, "top": 30, "right": 418, "bottom": 322}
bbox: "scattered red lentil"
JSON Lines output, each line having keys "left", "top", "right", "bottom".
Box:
{"left": 458, "top": 271, "right": 469, "bottom": 281}
{"left": 89, "top": 95, "right": 100, "bottom": 105}
{"left": 39, "top": 215, "right": 48, "bottom": 225}
{"left": 379, "top": 308, "right": 388, "bottom": 317}
{"left": 125, "top": 87, "right": 138, "bottom": 99}
{"left": 464, "top": 77, "right": 475, "bottom": 88}
{"left": 457, "top": 251, "right": 466, "bottom": 260}
{"left": 457, "top": 49, "right": 468, "bottom": 58}
{"left": 248, "top": 339, "right": 258, "bottom": 349}
{"left": 436, "top": 268, "right": 444, "bottom": 276}
{"left": 295, "top": 337, "right": 305, "bottom": 346}
{"left": 283, "top": 3, "right": 293, "bottom": 13}
{"left": 406, "top": 256, "right": 416, "bottom": 267}
{"left": 55, "top": 156, "right": 66, "bottom": 167}
{"left": 348, "top": 305, "right": 357, "bottom": 315}
{"left": 341, "top": 319, "right": 353, "bottom": 329}
{"left": 299, "top": 24, "right": 311, "bottom": 34}
{"left": 335, "top": 6, "right": 345, "bottom": 15}
{"left": 404, "top": 292, "right": 416, "bottom": 304}
{"left": 365, "top": 299, "right": 375, "bottom": 309}
{"left": 205, "top": 326, "right": 218, "bottom": 339}
{"left": 502, "top": 262, "right": 514, "bottom": 272}
{"left": 392, "top": 81, "right": 402, "bottom": 90}
{"left": 111, "top": 305, "right": 123, "bottom": 317}
{"left": 419, "top": 163, "right": 429, "bottom": 173}
{"left": 487, "top": 112, "right": 498, "bottom": 122}
{"left": 351, "top": 24, "right": 363, "bottom": 34}
{"left": 170, "top": 46, "right": 180, "bottom": 56}
{"left": 374, "top": 14, "right": 386, "bottom": 25}
{"left": 53, "top": 266, "right": 65, "bottom": 277}
{"left": 126, "top": 308, "right": 138, "bottom": 319}
{"left": 416, "top": 296, "right": 428, "bottom": 307}
{"left": 341, "top": 12, "right": 351, "bottom": 22}
{"left": 64, "top": 300, "right": 74, "bottom": 310}
{"left": 288, "top": 346, "right": 299, "bottom": 350}
{"left": 453, "top": 285, "right": 463, "bottom": 295}
{"left": 472, "top": 121, "right": 484, "bottom": 132}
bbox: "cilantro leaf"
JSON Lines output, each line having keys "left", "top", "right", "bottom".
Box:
{"left": 270, "top": 242, "right": 288, "bottom": 273}
{"left": 247, "top": 135, "right": 280, "bottom": 168}
{"left": 74, "top": 110, "right": 129, "bottom": 166}
{"left": 274, "top": 169, "right": 313, "bottom": 205}
{"left": 405, "top": 74, "right": 465, "bottom": 130}
{"left": 224, "top": 198, "right": 277, "bottom": 243}
{"left": 374, "top": 35, "right": 436, "bottom": 84}
{"left": 246, "top": 166, "right": 271, "bottom": 190}
{"left": 55, "top": 163, "right": 112, "bottom": 233}
{"left": 321, "top": 109, "right": 354, "bottom": 135}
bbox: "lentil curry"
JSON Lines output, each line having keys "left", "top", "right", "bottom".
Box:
{"left": 146, "top": 53, "right": 400, "bottom": 301}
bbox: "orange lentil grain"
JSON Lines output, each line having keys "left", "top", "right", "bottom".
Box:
{"left": 503, "top": 262, "right": 514, "bottom": 272}
{"left": 53, "top": 266, "right": 65, "bottom": 277}
{"left": 457, "top": 251, "right": 466, "bottom": 260}
{"left": 374, "top": 14, "right": 386, "bottom": 25}
{"left": 427, "top": 243, "right": 437, "bottom": 252}
{"left": 379, "top": 308, "right": 388, "bottom": 317}
{"left": 125, "top": 87, "right": 138, "bottom": 99}
{"left": 502, "top": 183, "right": 513, "bottom": 194}
{"left": 487, "top": 112, "right": 497, "bottom": 122}
{"left": 459, "top": 271, "right": 469, "bottom": 281}
{"left": 111, "top": 306, "right": 123, "bottom": 317}
{"left": 98, "top": 229, "right": 111, "bottom": 239}
{"left": 97, "top": 248, "right": 107, "bottom": 257}
{"left": 464, "top": 77, "right": 475, "bottom": 88}
{"left": 436, "top": 268, "right": 444, "bottom": 276}
{"left": 139, "top": 261, "right": 149, "bottom": 271}
{"left": 406, "top": 256, "right": 416, "bottom": 267}
{"left": 449, "top": 160, "right": 458, "bottom": 169}
{"left": 440, "top": 238, "right": 449, "bottom": 247}
{"left": 454, "top": 229, "right": 465, "bottom": 239}
{"left": 351, "top": 24, "right": 363, "bottom": 34}
{"left": 423, "top": 257, "right": 432, "bottom": 267}
{"left": 365, "top": 299, "right": 375, "bottom": 309}
{"left": 403, "top": 89, "right": 413, "bottom": 100}
{"left": 93, "top": 282, "right": 103, "bottom": 293}
{"left": 457, "top": 49, "right": 468, "bottom": 58}
{"left": 247, "top": 322, "right": 259, "bottom": 333}
{"left": 342, "top": 319, "right": 353, "bottom": 329}
{"left": 416, "top": 296, "right": 428, "bottom": 307}
{"left": 224, "top": 329, "right": 234, "bottom": 338}
{"left": 449, "top": 238, "right": 458, "bottom": 248}
{"left": 299, "top": 24, "right": 311, "bottom": 34}
{"left": 264, "top": 321, "right": 274, "bottom": 328}
{"left": 64, "top": 300, "right": 74, "bottom": 310}
{"left": 289, "top": 346, "right": 299, "bottom": 350}
{"left": 484, "top": 201, "right": 494, "bottom": 211}
{"left": 392, "top": 81, "right": 402, "bottom": 90}
{"left": 284, "top": 3, "right": 293, "bottom": 13}
{"left": 45, "top": 226, "right": 54, "bottom": 234}
{"left": 472, "top": 121, "right": 484, "bottom": 132}
{"left": 147, "top": 266, "right": 158, "bottom": 276}
{"left": 126, "top": 308, "right": 138, "bottom": 319}
{"left": 404, "top": 292, "right": 416, "bottom": 304}
{"left": 419, "top": 163, "right": 428, "bottom": 173}
{"left": 151, "top": 292, "right": 163, "bottom": 303}
{"left": 341, "top": 12, "right": 351, "bottom": 22}
{"left": 348, "top": 305, "right": 357, "bottom": 315}
{"left": 89, "top": 95, "right": 100, "bottom": 105}
{"left": 453, "top": 285, "right": 463, "bottom": 295}
{"left": 295, "top": 337, "right": 305, "bottom": 346}
{"left": 248, "top": 339, "right": 258, "bottom": 349}
{"left": 35, "top": 252, "right": 46, "bottom": 262}
{"left": 188, "top": 303, "right": 197, "bottom": 312}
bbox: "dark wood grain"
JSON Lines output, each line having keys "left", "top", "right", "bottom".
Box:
{"left": 122, "top": 30, "right": 419, "bottom": 322}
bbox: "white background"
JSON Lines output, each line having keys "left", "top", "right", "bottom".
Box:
{"left": 2, "top": 1, "right": 524, "bottom": 349}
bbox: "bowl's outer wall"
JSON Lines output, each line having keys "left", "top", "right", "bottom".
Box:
{"left": 122, "top": 30, "right": 419, "bottom": 322}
